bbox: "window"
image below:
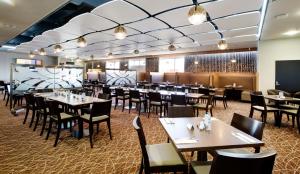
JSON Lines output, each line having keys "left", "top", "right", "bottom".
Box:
{"left": 128, "top": 58, "right": 145, "bottom": 71}
{"left": 106, "top": 60, "right": 120, "bottom": 69}
{"left": 159, "top": 57, "right": 184, "bottom": 73}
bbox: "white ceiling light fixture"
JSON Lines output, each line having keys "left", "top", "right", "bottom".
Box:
{"left": 114, "top": 25, "right": 127, "bottom": 40}
{"left": 29, "top": 51, "right": 35, "bottom": 58}
{"left": 168, "top": 44, "right": 176, "bottom": 51}
{"left": 257, "top": 0, "right": 269, "bottom": 39}
{"left": 54, "top": 44, "right": 62, "bottom": 53}
{"left": 77, "top": 36, "right": 87, "bottom": 47}
{"left": 39, "top": 48, "right": 46, "bottom": 56}
{"left": 217, "top": 39, "right": 228, "bottom": 50}
{"left": 283, "top": 29, "right": 300, "bottom": 36}
{"left": 188, "top": 5, "right": 207, "bottom": 25}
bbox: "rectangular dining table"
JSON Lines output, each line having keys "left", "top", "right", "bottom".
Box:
{"left": 159, "top": 117, "right": 264, "bottom": 160}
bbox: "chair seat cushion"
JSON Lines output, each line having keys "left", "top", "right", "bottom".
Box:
{"left": 51, "top": 113, "right": 74, "bottom": 120}
{"left": 253, "top": 105, "right": 278, "bottom": 111}
{"left": 81, "top": 114, "right": 109, "bottom": 122}
{"left": 191, "top": 161, "right": 211, "bottom": 174}
{"left": 281, "top": 109, "right": 297, "bottom": 115}
{"left": 131, "top": 98, "right": 146, "bottom": 102}
{"left": 117, "top": 95, "right": 129, "bottom": 99}
{"left": 146, "top": 143, "right": 185, "bottom": 167}
{"left": 150, "top": 101, "right": 167, "bottom": 105}
{"left": 279, "top": 104, "right": 298, "bottom": 110}
{"left": 193, "top": 103, "right": 212, "bottom": 109}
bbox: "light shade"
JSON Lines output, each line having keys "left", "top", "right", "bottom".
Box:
{"left": 218, "top": 40, "right": 228, "bottom": 50}
{"left": 39, "top": 48, "right": 46, "bottom": 56}
{"left": 188, "top": 5, "right": 207, "bottom": 25}
{"left": 77, "top": 37, "right": 87, "bottom": 47}
{"left": 54, "top": 44, "right": 62, "bottom": 53}
{"left": 168, "top": 44, "right": 176, "bottom": 51}
{"left": 29, "top": 51, "right": 35, "bottom": 58}
{"left": 114, "top": 26, "right": 127, "bottom": 40}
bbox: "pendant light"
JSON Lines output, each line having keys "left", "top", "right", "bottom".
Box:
{"left": 188, "top": 5, "right": 207, "bottom": 25}
{"left": 77, "top": 36, "right": 87, "bottom": 47}
{"left": 39, "top": 48, "right": 46, "bottom": 56}
{"left": 29, "top": 51, "right": 35, "bottom": 58}
{"left": 134, "top": 49, "right": 139, "bottom": 54}
{"left": 54, "top": 44, "right": 62, "bottom": 53}
{"left": 168, "top": 44, "right": 176, "bottom": 51}
{"left": 114, "top": 25, "right": 127, "bottom": 40}
{"left": 218, "top": 39, "right": 228, "bottom": 50}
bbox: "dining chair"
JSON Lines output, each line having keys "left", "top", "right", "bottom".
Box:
{"left": 102, "top": 86, "right": 116, "bottom": 99}
{"left": 168, "top": 105, "right": 194, "bottom": 118}
{"left": 191, "top": 149, "right": 276, "bottom": 174}
{"left": 79, "top": 100, "right": 112, "bottom": 148}
{"left": 280, "top": 105, "right": 300, "bottom": 133}
{"left": 170, "top": 94, "right": 187, "bottom": 106}
{"left": 193, "top": 95, "right": 213, "bottom": 117}
{"left": 129, "top": 90, "right": 147, "bottom": 116}
{"left": 133, "top": 116, "right": 187, "bottom": 174}
{"left": 46, "top": 100, "right": 79, "bottom": 147}
{"left": 198, "top": 87, "right": 210, "bottom": 103}
{"left": 114, "top": 88, "right": 129, "bottom": 112}
{"left": 33, "top": 96, "right": 49, "bottom": 133}
{"left": 249, "top": 93, "right": 279, "bottom": 123}
{"left": 23, "top": 93, "right": 36, "bottom": 127}
{"left": 213, "top": 89, "right": 228, "bottom": 109}
{"left": 148, "top": 92, "right": 168, "bottom": 118}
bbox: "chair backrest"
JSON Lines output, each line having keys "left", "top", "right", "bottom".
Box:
{"left": 98, "top": 93, "right": 110, "bottom": 100}
{"left": 250, "top": 93, "right": 266, "bottom": 109}
{"left": 44, "top": 88, "right": 53, "bottom": 92}
{"left": 168, "top": 106, "right": 194, "bottom": 117}
{"left": 35, "top": 96, "right": 47, "bottom": 111}
{"left": 198, "top": 88, "right": 210, "bottom": 95}
{"left": 0, "top": 81, "right": 4, "bottom": 86}
{"left": 209, "top": 149, "right": 276, "bottom": 174}
{"left": 90, "top": 100, "right": 112, "bottom": 119}
{"left": 206, "top": 95, "right": 214, "bottom": 109}
{"left": 129, "top": 90, "right": 141, "bottom": 99}
{"left": 102, "top": 86, "right": 111, "bottom": 95}
{"left": 132, "top": 116, "right": 150, "bottom": 172}
{"left": 148, "top": 92, "right": 161, "bottom": 102}
{"left": 115, "top": 88, "right": 125, "bottom": 96}
{"left": 84, "top": 89, "right": 93, "bottom": 96}
{"left": 24, "top": 93, "right": 35, "bottom": 106}
{"left": 231, "top": 113, "right": 264, "bottom": 140}
{"left": 171, "top": 94, "right": 186, "bottom": 106}
{"left": 47, "top": 100, "right": 62, "bottom": 121}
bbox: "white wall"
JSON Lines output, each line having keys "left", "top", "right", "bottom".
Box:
{"left": 0, "top": 51, "right": 58, "bottom": 81}
{"left": 258, "top": 37, "right": 300, "bottom": 93}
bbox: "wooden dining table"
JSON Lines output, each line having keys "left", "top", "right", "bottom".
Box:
{"left": 264, "top": 95, "right": 300, "bottom": 106}
{"left": 159, "top": 117, "right": 264, "bottom": 161}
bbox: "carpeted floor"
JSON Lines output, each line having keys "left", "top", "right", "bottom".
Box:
{"left": 0, "top": 93, "right": 299, "bottom": 174}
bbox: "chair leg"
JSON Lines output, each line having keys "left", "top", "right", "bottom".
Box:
{"left": 46, "top": 119, "right": 53, "bottom": 140}
{"left": 249, "top": 108, "right": 254, "bottom": 118}
{"left": 210, "top": 108, "right": 213, "bottom": 116}
{"left": 23, "top": 108, "right": 29, "bottom": 124}
{"left": 139, "top": 157, "right": 144, "bottom": 174}
{"left": 160, "top": 106, "right": 162, "bottom": 118}
{"left": 107, "top": 120, "right": 112, "bottom": 140}
{"left": 122, "top": 100, "right": 125, "bottom": 112}
{"left": 129, "top": 101, "right": 131, "bottom": 113}
{"left": 292, "top": 115, "right": 295, "bottom": 128}
{"left": 89, "top": 124, "right": 94, "bottom": 148}
{"left": 148, "top": 105, "right": 151, "bottom": 118}
{"left": 114, "top": 98, "right": 118, "bottom": 110}
{"left": 29, "top": 109, "right": 36, "bottom": 128}
{"left": 54, "top": 122, "right": 61, "bottom": 147}
{"left": 138, "top": 103, "right": 141, "bottom": 116}
{"left": 97, "top": 123, "right": 100, "bottom": 134}
{"left": 40, "top": 114, "right": 47, "bottom": 136}
{"left": 33, "top": 112, "right": 40, "bottom": 131}
{"left": 296, "top": 116, "right": 300, "bottom": 134}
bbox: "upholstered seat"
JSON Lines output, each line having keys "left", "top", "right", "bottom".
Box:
{"left": 80, "top": 114, "right": 109, "bottom": 122}
{"left": 252, "top": 105, "right": 279, "bottom": 111}
{"left": 117, "top": 95, "right": 129, "bottom": 99}
{"left": 194, "top": 103, "right": 212, "bottom": 109}
{"left": 150, "top": 101, "right": 167, "bottom": 105}
{"left": 279, "top": 104, "right": 298, "bottom": 110}
{"left": 146, "top": 143, "right": 185, "bottom": 167}
{"left": 51, "top": 113, "right": 74, "bottom": 120}
{"left": 191, "top": 162, "right": 211, "bottom": 174}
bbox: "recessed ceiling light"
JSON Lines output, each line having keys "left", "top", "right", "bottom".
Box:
{"left": 283, "top": 30, "right": 300, "bottom": 36}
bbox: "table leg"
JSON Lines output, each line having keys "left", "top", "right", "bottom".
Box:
{"left": 78, "top": 119, "right": 83, "bottom": 139}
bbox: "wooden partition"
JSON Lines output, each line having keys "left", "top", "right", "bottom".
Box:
{"left": 176, "top": 72, "right": 192, "bottom": 85}
{"left": 164, "top": 72, "right": 176, "bottom": 83}
{"left": 213, "top": 73, "right": 257, "bottom": 91}
{"left": 150, "top": 72, "right": 164, "bottom": 83}
{"left": 189, "top": 73, "right": 211, "bottom": 86}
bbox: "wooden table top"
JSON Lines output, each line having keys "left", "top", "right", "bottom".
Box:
{"left": 159, "top": 117, "right": 264, "bottom": 152}
{"left": 36, "top": 92, "right": 108, "bottom": 106}
{"left": 264, "top": 95, "right": 300, "bottom": 102}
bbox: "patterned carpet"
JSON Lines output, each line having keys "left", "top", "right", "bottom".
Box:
{"left": 0, "top": 93, "right": 299, "bottom": 174}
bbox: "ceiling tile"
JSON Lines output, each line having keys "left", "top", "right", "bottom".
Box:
{"left": 156, "top": 6, "right": 192, "bottom": 27}
{"left": 147, "top": 28, "right": 183, "bottom": 42}
{"left": 85, "top": 32, "right": 116, "bottom": 44}
{"left": 126, "top": 34, "right": 157, "bottom": 43}
{"left": 189, "top": 32, "right": 221, "bottom": 42}
{"left": 174, "top": 36, "right": 193, "bottom": 44}
{"left": 222, "top": 26, "right": 258, "bottom": 38}
{"left": 176, "top": 22, "right": 215, "bottom": 35}
{"left": 144, "top": 40, "right": 170, "bottom": 47}
{"left": 126, "top": 17, "right": 168, "bottom": 33}
{"left": 227, "top": 34, "right": 258, "bottom": 43}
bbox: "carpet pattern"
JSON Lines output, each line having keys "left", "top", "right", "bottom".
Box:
{"left": 0, "top": 94, "right": 299, "bottom": 174}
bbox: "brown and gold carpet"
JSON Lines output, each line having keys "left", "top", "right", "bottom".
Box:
{"left": 0, "top": 94, "right": 299, "bottom": 174}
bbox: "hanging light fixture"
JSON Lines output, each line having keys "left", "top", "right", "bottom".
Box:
{"left": 133, "top": 49, "right": 139, "bottom": 54}
{"left": 188, "top": 5, "right": 207, "bottom": 25}
{"left": 217, "top": 39, "right": 228, "bottom": 50}
{"left": 77, "top": 36, "right": 87, "bottom": 47}
{"left": 39, "top": 48, "right": 46, "bottom": 56}
{"left": 194, "top": 61, "right": 199, "bottom": 65}
{"left": 29, "top": 51, "right": 35, "bottom": 58}
{"left": 114, "top": 25, "right": 127, "bottom": 40}
{"left": 107, "top": 52, "right": 113, "bottom": 58}
{"left": 54, "top": 44, "right": 62, "bottom": 53}
{"left": 168, "top": 44, "right": 176, "bottom": 51}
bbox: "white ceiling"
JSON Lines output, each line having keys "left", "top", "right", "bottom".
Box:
{"left": 0, "top": 0, "right": 69, "bottom": 45}
{"left": 261, "top": 0, "right": 300, "bottom": 40}
{"left": 14, "top": 0, "right": 264, "bottom": 59}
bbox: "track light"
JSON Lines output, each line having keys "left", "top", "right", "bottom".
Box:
{"left": 134, "top": 49, "right": 139, "bottom": 54}
{"left": 114, "top": 25, "right": 127, "bottom": 40}
{"left": 188, "top": 5, "right": 207, "bottom": 25}
{"left": 29, "top": 51, "right": 35, "bottom": 58}
{"left": 54, "top": 44, "right": 62, "bottom": 53}
{"left": 218, "top": 39, "right": 228, "bottom": 50}
{"left": 168, "top": 44, "right": 176, "bottom": 51}
{"left": 39, "top": 48, "right": 46, "bottom": 56}
{"left": 77, "top": 37, "right": 87, "bottom": 47}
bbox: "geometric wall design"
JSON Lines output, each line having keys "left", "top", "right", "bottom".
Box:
{"left": 106, "top": 70, "right": 136, "bottom": 86}
{"left": 13, "top": 66, "right": 83, "bottom": 91}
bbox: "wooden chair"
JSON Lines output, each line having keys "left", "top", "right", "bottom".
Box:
{"left": 193, "top": 95, "right": 214, "bottom": 117}
{"left": 249, "top": 93, "right": 279, "bottom": 124}
{"left": 213, "top": 89, "right": 228, "bottom": 109}
{"left": 191, "top": 149, "right": 276, "bottom": 174}
{"left": 23, "top": 93, "right": 36, "bottom": 127}
{"left": 148, "top": 92, "right": 168, "bottom": 118}
{"left": 33, "top": 97, "right": 49, "bottom": 134}
{"left": 79, "top": 100, "right": 112, "bottom": 148}
{"left": 46, "top": 101, "right": 78, "bottom": 147}
{"left": 280, "top": 105, "right": 300, "bottom": 133}
{"left": 114, "top": 88, "right": 129, "bottom": 112}
{"left": 129, "top": 90, "right": 147, "bottom": 116}
{"left": 133, "top": 116, "right": 187, "bottom": 174}
{"left": 168, "top": 105, "right": 194, "bottom": 118}
{"left": 170, "top": 94, "right": 187, "bottom": 106}
{"left": 102, "top": 86, "right": 116, "bottom": 99}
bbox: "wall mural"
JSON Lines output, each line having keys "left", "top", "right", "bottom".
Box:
{"left": 106, "top": 69, "right": 136, "bottom": 86}
{"left": 13, "top": 66, "right": 83, "bottom": 91}
{"left": 185, "top": 51, "right": 257, "bottom": 73}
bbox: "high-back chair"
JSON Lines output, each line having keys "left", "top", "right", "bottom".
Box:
{"left": 168, "top": 105, "right": 194, "bottom": 118}
{"left": 114, "top": 88, "right": 129, "bottom": 112}
{"left": 280, "top": 105, "right": 300, "bottom": 133}
{"left": 23, "top": 93, "right": 36, "bottom": 127}
{"left": 148, "top": 92, "right": 167, "bottom": 118}
{"left": 193, "top": 94, "right": 214, "bottom": 117}
{"left": 171, "top": 94, "right": 187, "bottom": 106}
{"left": 79, "top": 100, "right": 112, "bottom": 148}
{"left": 33, "top": 96, "right": 49, "bottom": 133}
{"left": 129, "top": 90, "right": 147, "bottom": 116}
{"left": 132, "top": 116, "right": 187, "bottom": 174}
{"left": 192, "top": 149, "right": 276, "bottom": 174}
